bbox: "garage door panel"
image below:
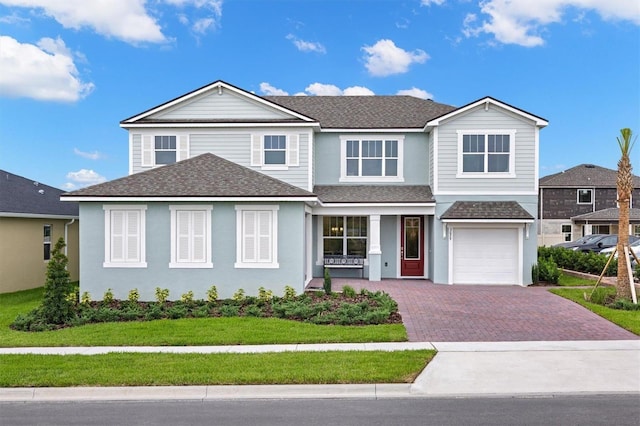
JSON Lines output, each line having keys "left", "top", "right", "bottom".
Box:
{"left": 452, "top": 228, "right": 519, "bottom": 285}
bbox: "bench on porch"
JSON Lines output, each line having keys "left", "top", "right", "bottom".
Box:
{"left": 323, "top": 255, "right": 365, "bottom": 278}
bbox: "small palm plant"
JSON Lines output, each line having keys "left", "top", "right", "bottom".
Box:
{"left": 615, "top": 128, "right": 636, "bottom": 301}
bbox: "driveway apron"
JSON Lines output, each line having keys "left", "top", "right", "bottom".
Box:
{"left": 311, "top": 279, "right": 638, "bottom": 342}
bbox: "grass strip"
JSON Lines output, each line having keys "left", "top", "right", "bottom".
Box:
{"left": 550, "top": 287, "right": 640, "bottom": 335}
{"left": 0, "top": 288, "right": 407, "bottom": 347}
{"left": 557, "top": 274, "right": 599, "bottom": 287}
{"left": 0, "top": 350, "right": 434, "bottom": 387}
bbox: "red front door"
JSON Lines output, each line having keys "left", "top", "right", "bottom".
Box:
{"left": 401, "top": 216, "right": 424, "bottom": 277}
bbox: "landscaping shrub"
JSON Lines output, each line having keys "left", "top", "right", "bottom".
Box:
{"left": 538, "top": 258, "right": 560, "bottom": 284}
{"left": 538, "top": 246, "right": 617, "bottom": 276}
{"left": 342, "top": 285, "right": 357, "bottom": 298}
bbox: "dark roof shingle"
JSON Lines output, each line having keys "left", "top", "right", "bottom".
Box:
{"left": 314, "top": 185, "right": 434, "bottom": 203}
{"left": 539, "top": 164, "right": 640, "bottom": 188}
{"left": 440, "top": 201, "right": 533, "bottom": 220}
{"left": 571, "top": 207, "right": 640, "bottom": 223}
{"left": 62, "top": 153, "right": 315, "bottom": 198}
{"left": 0, "top": 170, "right": 78, "bottom": 217}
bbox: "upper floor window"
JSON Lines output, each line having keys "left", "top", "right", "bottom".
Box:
{"left": 43, "top": 224, "right": 52, "bottom": 261}
{"left": 457, "top": 130, "right": 515, "bottom": 177}
{"left": 251, "top": 134, "right": 298, "bottom": 169}
{"left": 141, "top": 134, "right": 187, "bottom": 167}
{"left": 103, "top": 205, "right": 147, "bottom": 268}
{"left": 340, "top": 136, "right": 403, "bottom": 182}
{"left": 169, "top": 206, "right": 212, "bottom": 269}
{"left": 577, "top": 189, "right": 593, "bottom": 204}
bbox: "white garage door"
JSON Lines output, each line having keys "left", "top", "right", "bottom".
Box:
{"left": 452, "top": 228, "right": 519, "bottom": 285}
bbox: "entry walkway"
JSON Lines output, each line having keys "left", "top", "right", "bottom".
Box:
{"left": 309, "top": 279, "right": 639, "bottom": 342}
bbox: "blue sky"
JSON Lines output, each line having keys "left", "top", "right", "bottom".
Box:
{"left": 0, "top": 0, "right": 638, "bottom": 190}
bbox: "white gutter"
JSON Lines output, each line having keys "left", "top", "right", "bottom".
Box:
{"left": 64, "top": 219, "right": 75, "bottom": 257}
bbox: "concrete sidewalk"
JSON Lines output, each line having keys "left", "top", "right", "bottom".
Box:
{"left": 1, "top": 340, "right": 638, "bottom": 401}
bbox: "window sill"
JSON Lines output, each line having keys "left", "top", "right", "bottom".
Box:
{"left": 234, "top": 262, "right": 280, "bottom": 269}
{"left": 103, "top": 262, "right": 147, "bottom": 268}
{"left": 456, "top": 173, "right": 516, "bottom": 179}
{"left": 261, "top": 165, "right": 289, "bottom": 171}
{"left": 339, "top": 176, "right": 404, "bottom": 183}
{"left": 169, "top": 262, "right": 213, "bottom": 269}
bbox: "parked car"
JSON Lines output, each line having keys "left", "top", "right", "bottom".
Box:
{"left": 600, "top": 238, "right": 640, "bottom": 263}
{"left": 556, "top": 234, "right": 640, "bottom": 253}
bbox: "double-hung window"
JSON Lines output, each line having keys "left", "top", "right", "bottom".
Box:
{"left": 170, "top": 206, "right": 212, "bottom": 268}
{"left": 155, "top": 136, "right": 176, "bottom": 165}
{"left": 457, "top": 130, "right": 515, "bottom": 176}
{"left": 341, "top": 136, "right": 403, "bottom": 182}
{"left": 140, "top": 134, "right": 188, "bottom": 167}
{"left": 251, "top": 134, "right": 299, "bottom": 169}
{"left": 322, "top": 216, "right": 367, "bottom": 258}
{"left": 103, "top": 205, "right": 147, "bottom": 268}
{"left": 235, "top": 205, "right": 279, "bottom": 268}
{"left": 43, "top": 224, "right": 52, "bottom": 261}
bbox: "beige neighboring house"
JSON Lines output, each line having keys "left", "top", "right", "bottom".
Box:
{"left": 0, "top": 170, "right": 79, "bottom": 293}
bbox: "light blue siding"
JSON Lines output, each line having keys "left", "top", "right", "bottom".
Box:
{"left": 380, "top": 216, "right": 398, "bottom": 278}
{"left": 153, "top": 90, "right": 291, "bottom": 120}
{"left": 79, "top": 202, "right": 306, "bottom": 301}
{"left": 436, "top": 105, "right": 537, "bottom": 193}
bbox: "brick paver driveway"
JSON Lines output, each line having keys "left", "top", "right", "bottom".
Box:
{"left": 309, "top": 278, "right": 638, "bottom": 342}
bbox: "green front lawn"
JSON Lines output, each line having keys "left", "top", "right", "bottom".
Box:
{"left": 0, "top": 288, "right": 407, "bottom": 347}
{"left": 557, "top": 274, "right": 600, "bottom": 287}
{"left": 550, "top": 287, "right": 640, "bottom": 335}
{"left": 0, "top": 350, "right": 434, "bottom": 387}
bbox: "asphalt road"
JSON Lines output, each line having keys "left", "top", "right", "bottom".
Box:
{"left": 2, "top": 395, "right": 639, "bottom": 426}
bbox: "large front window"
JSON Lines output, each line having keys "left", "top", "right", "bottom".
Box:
{"left": 341, "top": 136, "right": 403, "bottom": 182}
{"left": 323, "top": 216, "right": 367, "bottom": 258}
{"left": 458, "top": 130, "right": 515, "bottom": 176}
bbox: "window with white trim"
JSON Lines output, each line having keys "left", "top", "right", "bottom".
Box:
{"left": 457, "top": 130, "right": 515, "bottom": 176}
{"left": 561, "top": 224, "right": 572, "bottom": 242}
{"left": 235, "top": 205, "right": 279, "bottom": 268}
{"left": 340, "top": 136, "right": 403, "bottom": 182}
{"left": 170, "top": 206, "right": 212, "bottom": 268}
{"left": 323, "top": 216, "right": 367, "bottom": 258}
{"left": 43, "top": 224, "right": 52, "bottom": 261}
{"left": 103, "top": 205, "right": 147, "bottom": 268}
{"left": 251, "top": 134, "right": 299, "bottom": 169}
{"left": 140, "top": 134, "right": 188, "bottom": 167}
{"left": 577, "top": 189, "right": 592, "bottom": 204}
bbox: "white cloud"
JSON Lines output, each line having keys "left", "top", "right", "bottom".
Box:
{"left": 304, "top": 83, "right": 343, "bottom": 96}
{"left": 65, "top": 169, "right": 106, "bottom": 188}
{"left": 342, "top": 86, "right": 375, "bottom": 96}
{"left": 420, "top": 0, "right": 446, "bottom": 6}
{"left": 0, "top": 35, "right": 94, "bottom": 102}
{"left": 0, "top": 0, "right": 166, "bottom": 44}
{"left": 286, "top": 34, "right": 326, "bottom": 53}
{"left": 73, "top": 148, "right": 104, "bottom": 160}
{"left": 260, "top": 82, "right": 288, "bottom": 96}
{"left": 465, "top": 0, "right": 640, "bottom": 47}
{"left": 362, "top": 39, "right": 429, "bottom": 77}
{"left": 396, "top": 87, "right": 434, "bottom": 100}
{"left": 166, "top": 0, "right": 223, "bottom": 36}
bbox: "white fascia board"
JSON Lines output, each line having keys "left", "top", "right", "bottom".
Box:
{"left": 120, "top": 122, "right": 320, "bottom": 129}
{"left": 122, "top": 81, "right": 317, "bottom": 124}
{"left": 441, "top": 218, "right": 534, "bottom": 224}
{"left": 320, "top": 128, "right": 425, "bottom": 133}
{"left": 0, "top": 212, "right": 79, "bottom": 219}
{"left": 426, "top": 97, "right": 549, "bottom": 128}
{"left": 433, "top": 190, "right": 538, "bottom": 196}
{"left": 63, "top": 196, "right": 319, "bottom": 203}
{"left": 313, "top": 204, "right": 435, "bottom": 216}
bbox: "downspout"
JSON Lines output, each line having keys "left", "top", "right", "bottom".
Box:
{"left": 64, "top": 219, "right": 75, "bottom": 257}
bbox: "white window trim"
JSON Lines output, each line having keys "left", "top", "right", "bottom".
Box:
{"left": 103, "top": 205, "right": 147, "bottom": 268}
{"left": 251, "top": 133, "right": 299, "bottom": 170}
{"left": 43, "top": 224, "right": 52, "bottom": 262}
{"left": 577, "top": 188, "right": 593, "bottom": 205}
{"left": 140, "top": 133, "right": 189, "bottom": 168}
{"left": 456, "top": 130, "right": 516, "bottom": 178}
{"left": 234, "top": 205, "right": 279, "bottom": 269}
{"left": 339, "top": 135, "right": 404, "bottom": 182}
{"left": 561, "top": 223, "right": 572, "bottom": 242}
{"left": 169, "top": 205, "right": 213, "bottom": 269}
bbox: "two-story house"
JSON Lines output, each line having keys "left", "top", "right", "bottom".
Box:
{"left": 538, "top": 164, "right": 640, "bottom": 246}
{"left": 62, "top": 80, "right": 547, "bottom": 300}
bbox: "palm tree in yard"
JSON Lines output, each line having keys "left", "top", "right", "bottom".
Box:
{"left": 615, "top": 128, "right": 636, "bottom": 300}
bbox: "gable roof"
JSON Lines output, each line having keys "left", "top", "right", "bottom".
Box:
{"left": 314, "top": 185, "right": 434, "bottom": 204}
{"left": 265, "top": 96, "right": 456, "bottom": 129}
{"left": 426, "top": 96, "right": 548, "bottom": 128}
{"left": 0, "top": 170, "right": 78, "bottom": 218}
{"left": 440, "top": 201, "right": 534, "bottom": 221}
{"left": 62, "top": 153, "right": 316, "bottom": 200}
{"left": 571, "top": 207, "right": 640, "bottom": 224}
{"left": 540, "top": 164, "right": 640, "bottom": 188}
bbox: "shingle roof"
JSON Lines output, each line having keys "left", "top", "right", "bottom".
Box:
{"left": 62, "top": 153, "right": 315, "bottom": 198}
{"left": 440, "top": 201, "right": 534, "bottom": 220}
{"left": 265, "top": 96, "right": 456, "bottom": 128}
{"left": 0, "top": 170, "right": 78, "bottom": 217}
{"left": 314, "top": 185, "right": 434, "bottom": 203}
{"left": 571, "top": 207, "right": 640, "bottom": 223}
{"left": 539, "top": 164, "right": 640, "bottom": 188}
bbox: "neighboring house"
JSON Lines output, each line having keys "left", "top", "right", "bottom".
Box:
{"left": 62, "top": 80, "right": 547, "bottom": 300}
{"left": 0, "top": 170, "right": 79, "bottom": 293}
{"left": 538, "top": 164, "right": 640, "bottom": 246}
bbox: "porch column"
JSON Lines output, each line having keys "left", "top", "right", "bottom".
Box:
{"left": 368, "top": 214, "right": 382, "bottom": 281}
